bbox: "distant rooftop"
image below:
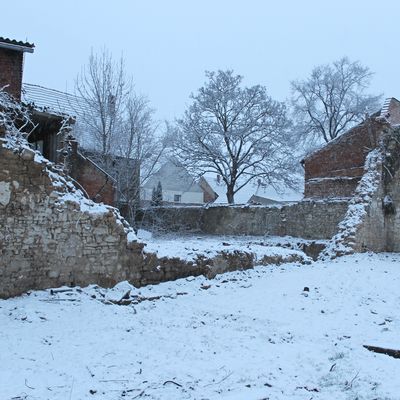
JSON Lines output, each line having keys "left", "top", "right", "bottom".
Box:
{"left": 0, "top": 37, "right": 34, "bottom": 53}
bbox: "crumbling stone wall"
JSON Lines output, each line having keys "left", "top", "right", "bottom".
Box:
{"left": 0, "top": 141, "right": 135, "bottom": 297}
{"left": 0, "top": 137, "right": 208, "bottom": 298}
{"left": 351, "top": 126, "right": 400, "bottom": 253}
{"left": 322, "top": 125, "right": 400, "bottom": 256}
{"left": 385, "top": 169, "right": 400, "bottom": 251}
{"left": 139, "top": 200, "right": 349, "bottom": 240}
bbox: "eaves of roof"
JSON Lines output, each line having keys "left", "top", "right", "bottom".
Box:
{"left": 0, "top": 37, "right": 34, "bottom": 53}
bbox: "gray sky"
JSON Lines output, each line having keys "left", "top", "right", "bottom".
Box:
{"left": 3, "top": 0, "right": 400, "bottom": 121}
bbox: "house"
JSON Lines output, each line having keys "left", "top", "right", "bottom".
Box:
{"left": 0, "top": 37, "right": 70, "bottom": 163}
{"left": 303, "top": 97, "right": 400, "bottom": 199}
{"left": 142, "top": 160, "right": 218, "bottom": 205}
{"left": 0, "top": 38, "right": 140, "bottom": 209}
{"left": 0, "top": 36, "right": 118, "bottom": 205}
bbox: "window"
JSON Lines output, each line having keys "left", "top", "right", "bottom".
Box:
{"left": 174, "top": 194, "right": 181, "bottom": 203}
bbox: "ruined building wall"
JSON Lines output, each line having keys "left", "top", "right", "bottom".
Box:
{"left": 322, "top": 125, "right": 400, "bottom": 256}
{"left": 304, "top": 119, "right": 386, "bottom": 199}
{"left": 0, "top": 135, "right": 211, "bottom": 298}
{"left": 354, "top": 126, "right": 400, "bottom": 252}
{"left": 0, "top": 139, "right": 141, "bottom": 297}
{"left": 385, "top": 169, "right": 400, "bottom": 251}
{"left": 380, "top": 126, "right": 400, "bottom": 252}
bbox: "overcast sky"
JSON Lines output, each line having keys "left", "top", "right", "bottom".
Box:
{"left": 3, "top": 0, "right": 400, "bottom": 122}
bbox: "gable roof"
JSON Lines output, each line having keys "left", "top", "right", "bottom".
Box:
{"left": 0, "top": 37, "right": 34, "bottom": 53}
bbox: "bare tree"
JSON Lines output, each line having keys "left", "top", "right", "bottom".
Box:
{"left": 74, "top": 50, "right": 166, "bottom": 221}
{"left": 75, "top": 49, "right": 130, "bottom": 163}
{"left": 171, "top": 70, "right": 298, "bottom": 204}
{"left": 116, "top": 94, "right": 164, "bottom": 221}
{"left": 291, "top": 57, "right": 381, "bottom": 146}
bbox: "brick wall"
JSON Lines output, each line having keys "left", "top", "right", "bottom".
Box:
{"left": 304, "top": 119, "right": 387, "bottom": 198}
{"left": 0, "top": 48, "right": 23, "bottom": 100}
{"left": 69, "top": 144, "right": 116, "bottom": 206}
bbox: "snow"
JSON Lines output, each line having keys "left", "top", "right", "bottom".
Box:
{"left": 143, "top": 234, "right": 317, "bottom": 262}
{"left": 127, "top": 231, "right": 138, "bottom": 243}
{"left": 322, "top": 149, "right": 382, "bottom": 258}
{"left": 1, "top": 252, "right": 400, "bottom": 399}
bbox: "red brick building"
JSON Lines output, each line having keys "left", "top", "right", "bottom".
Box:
{"left": 303, "top": 98, "right": 400, "bottom": 199}
{"left": 0, "top": 37, "right": 34, "bottom": 100}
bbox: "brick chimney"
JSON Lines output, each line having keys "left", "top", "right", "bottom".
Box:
{"left": 0, "top": 37, "right": 34, "bottom": 101}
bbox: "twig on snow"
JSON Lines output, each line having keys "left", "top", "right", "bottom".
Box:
{"left": 203, "top": 371, "right": 233, "bottom": 387}
{"left": 24, "top": 379, "right": 35, "bottom": 389}
{"left": 132, "top": 390, "right": 145, "bottom": 399}
{"left": 163, "top": 380, "right": 182, "bottom": 387}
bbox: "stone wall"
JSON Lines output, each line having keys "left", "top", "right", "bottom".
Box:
{"left": 352, "top": 126, "right": 400, "bottom": 253}
{"left": 0, "top": 136, "right": 207, "bottom": 298}
{"left": 322, "top": 125, "right": 400, "bottom": 256}
{"left": 139, "top": 200, "right": 349, "bottom": 240}
{"left": 376, "top": 126, "right": 400, "bottom": 252}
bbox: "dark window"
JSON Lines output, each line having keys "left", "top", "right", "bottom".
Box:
{"left": 174, "top": 194, "right": 181, "bottom": 202}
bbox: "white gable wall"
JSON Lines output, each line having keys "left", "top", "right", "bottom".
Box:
{"left": 142, "top": 188, "right": 204, "bottom": 204}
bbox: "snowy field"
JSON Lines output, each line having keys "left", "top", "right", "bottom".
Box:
{"left": 1, "top": 253, "right": 400, "bottom": 400}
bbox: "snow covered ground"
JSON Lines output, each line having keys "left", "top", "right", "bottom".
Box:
{"left": 1, "top": 253, "right": 400, "bottom": 400}
{"left": 139, "top": 232, "right": 319, "bottom": 262}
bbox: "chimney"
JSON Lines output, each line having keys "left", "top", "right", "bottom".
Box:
{"left": 0, "top": 37, "right": 34, "bottom": 101}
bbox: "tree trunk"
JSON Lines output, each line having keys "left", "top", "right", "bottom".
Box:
{"left": 226, "top": 186, "right": 235, "bottom": 204}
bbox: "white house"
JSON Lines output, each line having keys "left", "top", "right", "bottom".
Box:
{"left": 142, "top": 160, "right": 215, "bottom": 205}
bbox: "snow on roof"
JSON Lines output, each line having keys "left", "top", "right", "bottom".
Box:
{"left": 379, "top": 97, "right": 400, "bottom": 125}
{"left": 22, "top": 83, "right": 89, "bottom": 117}
{"left": 143, "top": 160, "right": 203, "bottom": 193}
